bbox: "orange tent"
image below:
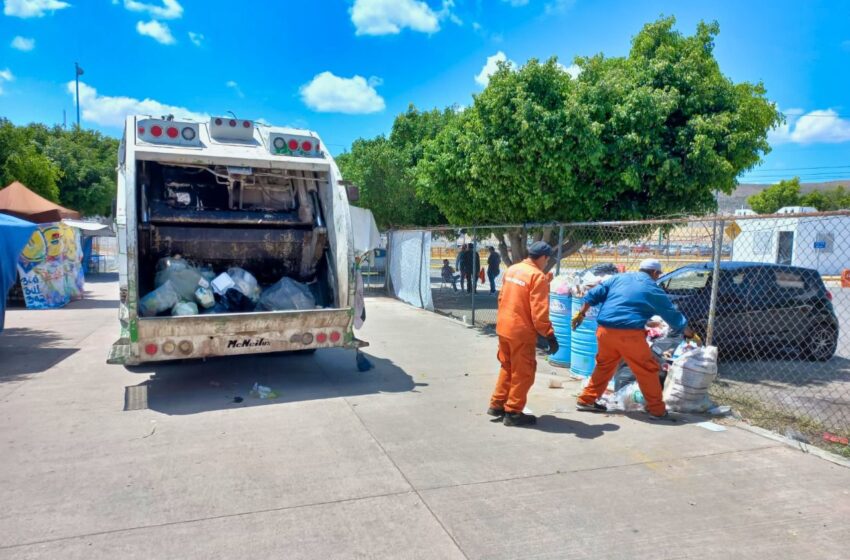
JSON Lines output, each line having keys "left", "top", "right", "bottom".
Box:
{"left": 0, "top": 181, "right": 81, "bottom": 223}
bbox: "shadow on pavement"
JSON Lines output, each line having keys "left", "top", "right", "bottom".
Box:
{"left": 0, "top": 327, "right": 79, "bottom": 381}
{"left": 125, "top": 349, "right": 424, "bottom": 415}
{"left": 532, "top": 415, "right": 621, "bottom": 439}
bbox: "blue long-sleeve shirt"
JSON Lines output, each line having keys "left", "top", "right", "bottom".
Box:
{"left": 583, "top": 272, "right": 687, "bottom": 331}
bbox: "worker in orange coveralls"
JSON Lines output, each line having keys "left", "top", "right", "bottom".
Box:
{"left": 488, "top": 242, "right": 559, "bottom": 427}
{"left": 572, "top": 258, "right": 697, "bottom": 420}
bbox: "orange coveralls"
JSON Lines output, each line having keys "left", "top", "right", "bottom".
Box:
{"left": 489, "top": 259, "right": 554, "bottom": 414}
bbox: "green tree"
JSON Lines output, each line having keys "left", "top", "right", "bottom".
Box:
{"left": 416, "top": 17, "right": 781, "bottom": 266}
{"left": 800, "top": 185, "right": 850, "bottom": 211}
{"left": 337, "top": 105, "right": 451, "bottom": 229}
{"left": 0, "top": 119, "right": 62, "bottom": 201}
{"left": 748, "top": 178, "right": 802, "bottom": 214}
{"left": 44, "top": 128, "right": 119, "bottom": 216}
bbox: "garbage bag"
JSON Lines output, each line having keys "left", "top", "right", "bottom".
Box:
{"left": 199, "top": 265, "right": 216, "bottom": 283}
{"left": 154, "top": 256, "right": 202, "bottom": 301}
{"left": 172, "top": 301, "right": 199, "bottom": 316}
{"left": 195, "top": 285, "right": 215, "bottom": 309}
{"left": 222, "top": 288, "right": 255, "bottom": 312}
{"left": 227, "top": 267, "right": 261, "bottom": 303}
{"left": 139, "top": 281, "right": 180, "bottom": 317}
{"left": 603, "top": 381, "right": 646, "bottom": 412}
{"left": 614, "top": 363, "right": 637, "bottom": 392}
{"left": 663, "top": 345, "right": 718, "bottom": 413}
{"left": 257, "top": 277, "right": 315, "bottom": 311}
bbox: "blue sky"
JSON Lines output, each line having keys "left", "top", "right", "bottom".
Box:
{"left": 1, "top": 0, "right": 849, "bottom": 184}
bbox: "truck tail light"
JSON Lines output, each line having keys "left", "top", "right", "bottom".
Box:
{"left": 329, "top": 331, "right": 341, "bottom": 343}
{"left": 162, "top": 340, "right": 176, "bottom": 354}
{"left": 150, "top": 125, "right": 163, "bottom": 137}
{"left": 166, "top": 126, "right": 179, "bottom": 139}
{"left": 181, "top": 127, "right": 196, "bottom": 141}
{"left": 316, "top": 332, "right": 327, "bottom": 343}
{"left": 301, "top": 332, "right": 314, "bottom": 345}
{"left": 144, "top": 343, "right": 158, "bottom": 356}
{"left": 178, "top": 340, "right": 193, "bottom": 355}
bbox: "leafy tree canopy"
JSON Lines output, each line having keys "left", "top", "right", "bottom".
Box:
{"left": 0, "top": 118, "right": 118, "bottom": 216}
{"left": 748, "top": 177, "right": 850, "bottom": 213}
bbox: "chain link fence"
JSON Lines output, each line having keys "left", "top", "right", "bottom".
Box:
{"left": 377, "top": 211, "right": 850, "bottom": 451}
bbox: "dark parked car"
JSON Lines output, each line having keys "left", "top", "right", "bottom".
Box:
{"left": 657, "top": 262, "right": 838, "bottom": 361}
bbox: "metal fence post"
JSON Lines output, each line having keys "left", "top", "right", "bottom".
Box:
{"left": 556, "top": 225, "right": 564, "bottom": 276}
{"left": 471, "top": 236, "right": 477, "bottom": 326}
{"left": 705, "top": 218, "right": 724, "bottom": 346}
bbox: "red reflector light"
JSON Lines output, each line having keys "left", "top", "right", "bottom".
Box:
{"left": 229, "top": 119, "right": 237, "bottom": 127}
{"left": 302, "top": 140, "right": 312, "bottom": 151}
{"left": 316, "top": 333, "right": 327, "bottom": 343}
{"left": 242, "top": 120, "right": 251, "bottom": 128}
{"left": 288, "top": 139, "right": 298, "bottom": 150}
{"left": 215, "top": 118, "right": 222, "bottom": 126}
{"left": 166, "top": 127, "right": 178, "bottom": 139}
{"left": 144, "top": 343, "right": 158, "bottom": 356}
{"left": 150, "top": 125, "right": 163, "bottom": 137}
{"left": 138, "top": 126, "right": 145, "bottom": 135}
{"left": 329, "top": 332, "right": 341, "bottom": 343}
{"left": 827, "top": 290, "right": 833, "bottom": 301}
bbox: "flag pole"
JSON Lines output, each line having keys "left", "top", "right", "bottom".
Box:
{"left": 74, "top": 62, "right": 82, "bottom": 128}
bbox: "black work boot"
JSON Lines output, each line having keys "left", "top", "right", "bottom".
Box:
{"left": 487, "top": 407, "right": 505, "bottom": 418}
{"left": 576, "top": 401, "right": 607, "bottom": 413}
{"left": 503, "top": 412, "right": 537, "bottom": 427}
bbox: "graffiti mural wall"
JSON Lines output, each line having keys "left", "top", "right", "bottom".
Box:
{"left": 16, "top": 222, "right": 84, "bottom": 309}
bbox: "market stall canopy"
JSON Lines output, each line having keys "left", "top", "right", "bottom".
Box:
{"left": 62, "top": 219, "right": 113, "bottom": 237}
{"left": 0, "top": 213, "right": 37, "bottom": 332}
{"left": 0, "top": 181, "right": 81, "bottom": 223}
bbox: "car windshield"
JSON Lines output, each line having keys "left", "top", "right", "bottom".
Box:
{"left": 659, "top": 268, "right": 711, "bottom": 294}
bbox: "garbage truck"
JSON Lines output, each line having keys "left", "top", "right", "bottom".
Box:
{"left": 108, "top": 115, "right": 367, "bottom": 366}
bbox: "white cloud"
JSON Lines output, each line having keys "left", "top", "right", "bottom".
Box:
{"left": 350, "top": 0, "right": 439, "bottom": 36}
{"left": 545, "top": 0, "right": 575, "bottom": 15}
{"left": 188, "top": 31, "right": 203, "bottom": 47}
{"left": 136, "top": 19, "right": 175, "bottom": 45}
{"left": 769, "top": 109, "right": 850, "bottom": 144}
{"left": 122, "top": 0, "right": 182, "bottom": 19}
{"left": 475, "top": 51, "right": 515, "bottom": 87}
{"left": 300, "top": 72, "right": 385, "bottom": 114}
{"left": 4, "top": 0, "right": 70, "bottom": 18}
{"left": 557, "top": 62, "right": 581, "bottom": 78}
{"left": 11, "top": 36, "right": 35, "bottom": 51}
{"left": 67, "top": 81, "right": 206, "bottom": 127}
{"left": 226, "top": 80, "right": 244, "bottom": 98}
{"left": 0, "top": 68, "right": 13, "bottom": 95}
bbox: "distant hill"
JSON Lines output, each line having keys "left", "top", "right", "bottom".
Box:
{"left": 717, "top": 180, "right": 850, "bottom": 213}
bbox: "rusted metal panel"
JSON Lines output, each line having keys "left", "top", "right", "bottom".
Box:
{"left": 135, "top": 308, "right": 354, "bottom": 362}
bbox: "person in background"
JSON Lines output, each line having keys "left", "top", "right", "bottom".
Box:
{"left": 488, "top": 242, "right": 558, "bottom": 427}
{"left": 441, "top": 259, "right": 458, "bottom": 291}
{"left": 456, "top": 244, "right": 468, "bottom": 292}
{"left": 464, "top": 244, "right": 481, "bottom": 294}
{"left": 572, "top": 258, "right": 697, "bottom": 420}
{"left": 487, "top": 246, "right": 502, "bottom": 295}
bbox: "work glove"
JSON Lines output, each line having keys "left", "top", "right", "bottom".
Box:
{"left": 571, "top": 312, "right": 584, "bottom": 331}
{"left": 683, "top": 327, "right": 702, "bottom": 346}
{"left": 546, "top": 335, "right": 559, "bottom": 355}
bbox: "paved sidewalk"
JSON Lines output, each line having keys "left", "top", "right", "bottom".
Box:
{"left": 1, "top": 280, "right": 848, "bottom": 559}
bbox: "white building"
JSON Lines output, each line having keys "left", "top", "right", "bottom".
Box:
{"left": 731, "top": 207, "right": 849, "bottom": 275}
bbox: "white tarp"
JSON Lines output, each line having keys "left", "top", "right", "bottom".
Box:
{"left": 349, "top": 206, "right": 381, "bottom": 256}
{"left": 389, "top": 230, "right": 433, "bottom": 311}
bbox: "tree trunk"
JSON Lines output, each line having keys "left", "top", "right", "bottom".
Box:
{"left": 506, "top": 228, "right": 528, "bottom": 264}
{"left": 496, "top": 232, "right": 513, "bottom": 266}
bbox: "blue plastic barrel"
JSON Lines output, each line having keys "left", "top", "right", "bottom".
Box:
{"left": 570, "top": 296, "right": 598, "bottom": 377}
{"left": 548, "top": 294, "right": 572, "bottom": 367}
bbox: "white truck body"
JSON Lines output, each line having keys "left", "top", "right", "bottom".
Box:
{"left": 109, "top": 115, "right": 362, "bottom": 366}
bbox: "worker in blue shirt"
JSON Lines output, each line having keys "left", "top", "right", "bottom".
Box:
{"left": 571, "top": 258, "right": 697, "bottom": 419}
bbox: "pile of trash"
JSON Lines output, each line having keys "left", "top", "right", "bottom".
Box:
{"left": 139, "top": 255, "right": 317, "bottom": 317}
{"left": 600, "top": 317, "right": 720, "bottom": 414}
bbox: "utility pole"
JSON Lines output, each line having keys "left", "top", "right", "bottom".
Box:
{"left": 74, "top": 62, "right": 84, "bottom": 128}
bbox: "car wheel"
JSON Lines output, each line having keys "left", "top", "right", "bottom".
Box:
{"left": 803, "top": 324, "right": 837, "bottom": 362}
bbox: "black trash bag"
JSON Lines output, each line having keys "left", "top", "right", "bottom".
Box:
{"left": 222, "top": 288, "right": 255, "bottom": 312}
{"left": 614, "top": 363, "right": 636, "bottom": 391}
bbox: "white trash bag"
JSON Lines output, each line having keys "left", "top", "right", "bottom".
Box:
{"left": 663, "top": 344, "right": 718, "bottom": 413}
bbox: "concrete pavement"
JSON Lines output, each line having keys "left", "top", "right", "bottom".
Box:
{"left": 1, "top": 277, "right": 848, "bottom": 559}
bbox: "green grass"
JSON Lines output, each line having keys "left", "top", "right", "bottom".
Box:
{"left": 709, "top": 386, "right": 850, "bottom": 459}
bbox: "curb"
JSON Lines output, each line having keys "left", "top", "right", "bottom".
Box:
{"left": 731, "top": 421, "right": 850, "bottom": 469}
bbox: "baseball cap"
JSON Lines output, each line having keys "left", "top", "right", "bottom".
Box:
{"left": 528, "top": 241, "right": 553, "bottom": 258}
{"left": 639, "top": 258, "right": 663, "bottom": 273}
